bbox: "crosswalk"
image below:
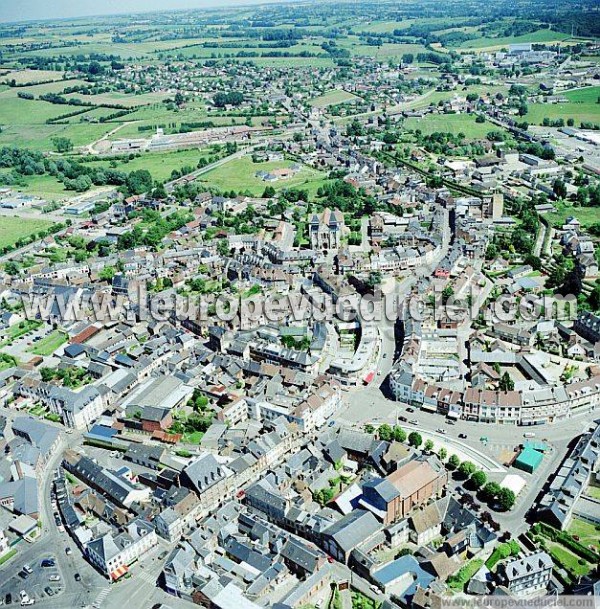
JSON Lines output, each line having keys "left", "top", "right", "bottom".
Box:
{"left": 92, "top": 586, "right": 111, "bottom": 609}
{"left": 136, "top": 568, "right": 158, "bottom": 586}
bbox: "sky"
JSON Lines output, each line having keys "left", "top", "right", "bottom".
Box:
{"left": 0, "top": 0, "right": 271, "bottom": 24}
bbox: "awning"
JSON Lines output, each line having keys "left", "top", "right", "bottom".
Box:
{"left": 364, "top": 371, "right": 375, "bottom": 384}
{"left": 110, "top": 565, "right": 129, "bottom": 581}
{"left": 447, "top": 411, "right": 460, "bottom": 419}
{"left": 421, "top": 403, "right": 436, "bottom": 412}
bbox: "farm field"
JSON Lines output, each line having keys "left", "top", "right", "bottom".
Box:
{"left": 0, "top": 216, "right": 53, "bottom": 250}
{"left": 0, "top": 69, "right": 66, "bottom": 84}
{"left": 525, "top": 86, "right": 600, "bottom": 126}
{"left": 403, "top": 113, "right": 493, "bottom": 139}
{"left": 459, "top": 28, "right": 572, "bottom": 50}
{"left": 310, "top": 89, "right": 361, "bottom": 108}
{"left": 92, "top": 148, "right": 216, "bottom": 182}
{"left": 196, "top": 155, "right": 330, "bottom": 196}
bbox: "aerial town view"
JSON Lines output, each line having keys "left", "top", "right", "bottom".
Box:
{"left": 0, "top": 0, "right": 598, "bottom": 607}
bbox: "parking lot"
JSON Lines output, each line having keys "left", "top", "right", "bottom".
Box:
{"left": 0, "top": 553, "right": 63, "bottom": 605}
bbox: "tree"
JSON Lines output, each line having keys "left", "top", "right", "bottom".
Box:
{"left": 217, "top": 239, "right": 229, "bottom": 257}
{"left": 470, "top": 470, "right": 487, "bottom": 490}
{"left": 498, "top": 487, "right": 516, "bottom": 511}
{"left": 262, "top": 185, "right": 276, "bottom": 198}
{"left": 553, "top": 178, "right": 567, "bottom": 200}
{"left": 438, "top": 447, "right": 448, "bottom": 461}
{"left": 52, "top": 137, "right": 73, "bottom": 153}
{"left": 364, "top": 424, "right": 375, "bottom": 434}
{"left": 99, "top": 266, "right": 115, "bottom": 281}
{"left": 378, "top": 424, "right": 393, "bottom": 441}
{"left": 408, "top": 431, "right": 423, "bottom": 448}
{"left": 4, "top": 261, "right": 19, "bottom": 276}
{"left": 481, "top": 481, "right": 501, "bottom": 502}
{"left": 458, "top": 460, "right": 477, "bottom": 478}
{"left": 392, "top": 425, "right": 406, "bottom": 443}
{"left": 126, "top": 169, "right": 153, "bottom": 195}
{"left": 424, "top": 439, "right": 434, "bottom": 453}
{"left": 499, "top": 371, "right": 514, "bottom": 392}
{"left": 447, "top": 454, "right": 461, "bottom": 470}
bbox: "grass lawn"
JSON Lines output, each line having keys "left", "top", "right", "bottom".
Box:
{"left": 182, "top": 431, "right": 204, "bottom": 444}
{"left": 568, "top": 517, "right": 600, "bottom": 548}
{"left": 0, "top": 548, "right": 17, "bottom": 566}
{"left": 311, "top": 89, "right": 360, "bottom": 108}
{"left": 0, "top": 320, "right": 43, "bottom": 348}
{"left": 404, "top": 113, "right": 494, "bottom": 139}
{"left": 447, "top": 559, "right": 484, "bottom": 590}
{"left": 27, "top": 330, "right": 68, "bottom": 356}
{"left": 197, "top": 155, "right": 330, "bottom": 196}
{"left": 547, "top": 542, "right": 591, "bottom": 577}
{"left": 0, "top": 216, "right": 53, "bottom": 250}
{"left": 525, "top": 86, "right": 600, "bottom": 126}
{"left": 585, "top": 486, "right": 600, "bottom": 501}
{"left": 544, "top": 201, "right": 599, "bottom": 229}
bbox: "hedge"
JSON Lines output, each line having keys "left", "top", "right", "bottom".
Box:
{"left": 534, "top": 522, "right": 599, "bottom": 564}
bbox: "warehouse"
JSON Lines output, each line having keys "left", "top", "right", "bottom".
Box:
{"left": 514, "top": 446, "right": 543, "bottom": 473}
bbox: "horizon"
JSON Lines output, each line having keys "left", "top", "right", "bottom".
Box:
{"left": 0, "top": 0, "right": 286, "bottom": 25}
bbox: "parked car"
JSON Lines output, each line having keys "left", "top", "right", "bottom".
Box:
{"left": 74, "top": 573, "right": 81, "bottom": 582}
{"left": 409, "top": 419, "right": 418, "bottom": 425}
{"left": 65, "top": 547, "right": 72, "bottom": 556}
{"left": 398, "top": 416, "right": 408, "bottom": 423}
{"left": 48, "top": 575, "right": 60, "bottom": 582}
{"left": 22, "top": 565, "right": 33, "bottom": 574}
{"left": 5, "top": 593, "right": 12, "bottom": 605}
{"left": 458, "top": 433, "right": 467, "bottom": 439}
{"left": 43, "top": 588, "right": 53, "bottom": 597}
{"left": 17, "top": 572, "right": 28, "bottom": 580}
{"left": 406, "top": 407, "right": 414, "bottom": 413}
{"left": 40, "top": 559, "right": 55, "bottom": 568}
{"left": 436, "top": 428, "right": 446, "bottom": 434}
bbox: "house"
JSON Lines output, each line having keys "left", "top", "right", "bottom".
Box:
{"left": 409, "top": 497, "right": 447, "bottom": 545}
{"left": 86, "top": 519, "right": 158, "bottom": 580}
{"left": 497, "top": 551, "right": 553, "bottom": 596}
{"left": 320, "top": 510, "right": 381, "bottom": 563}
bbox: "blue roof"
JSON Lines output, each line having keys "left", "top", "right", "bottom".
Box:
{"left": 373, "top": 555, "right": 434, "bottom": 600}
{"left": 87, "top": 425, "right": 117, "bottom": 439}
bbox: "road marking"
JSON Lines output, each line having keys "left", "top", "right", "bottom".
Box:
{"left": 92, "top": 586, "right": 111, "bottom": 608}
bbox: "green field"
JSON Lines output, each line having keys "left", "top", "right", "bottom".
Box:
{"left": 0, "top": 93, "right": 115, "bottom": 151}
{"left": 544, "top": 201, "right": 599, "bottom": 229}
{"left": 0, "top": 216, "right": 53, "bottom": 249}
{"left": 567, "top": 517, "right": 600, "bottom": 548}
{"left": 27, "top": 330, "right": 68, "bottom": 356}
{"left": 525, "top": 86, "right": 600, "bottom": 126}
{"left": 310, "top": 89, "right": 360, "bottom": 108}
{"left": 404, "top": 113, "right": 493, "bottom": 139}
{"left": 459, "top": 28, "right": 571, "bottom": 50}
{"left": 197, "top": 155, "right": 329, "bottom": 196}
{"left": 93, "top": 148, "right": 214, "bottom": 182}
{"left": 0, "top": 69, "right": 66, "bottom": 84}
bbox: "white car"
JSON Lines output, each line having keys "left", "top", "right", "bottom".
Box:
{"left": 23, "top": 565, "right": 33, "bottom": 574}
{"left": 48, "top": 575, "right": 60, "bottom": 582}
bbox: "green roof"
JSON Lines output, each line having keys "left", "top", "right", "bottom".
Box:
{"left": 515, "top": 447, "right": 543, "bottom": 471}
{"left": 523, "top": 441, "right": 549, "bottom": 452}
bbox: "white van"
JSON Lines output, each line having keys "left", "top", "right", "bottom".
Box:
{"left": 523, "top": 432, "right": 536, "bottom": 438}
